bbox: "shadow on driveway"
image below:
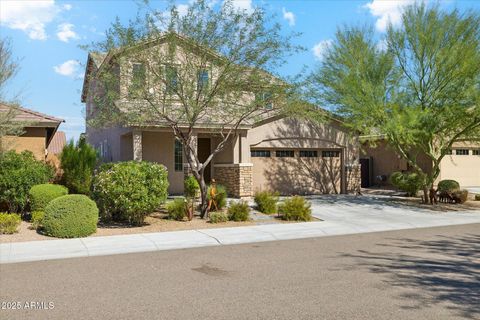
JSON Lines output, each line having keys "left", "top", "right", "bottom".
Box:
{"left": 341, "top": 233, "right": 480, "bottom": 319}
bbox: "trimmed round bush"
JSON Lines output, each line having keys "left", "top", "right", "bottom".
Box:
{"left": 207, "top": 184, "right": 227, "bottom": 211}
{"left": 453, "top": 189, "right": 468, "bottom": 204}
{"left": 209, "top": 211, "right": 228, "bottom": 224}
{"left": 92, "top": 161, "right": 169, "bottom": 225}
{"left": 279, "top": 196, "right": 312, "bottom": 222}
{"left": 0, "top": 213, "right": 21, "bottom": 234}
{"left": 227, "top": 201, "right": 250, "bottom": 221}
{"left": 167, "top": 198, "right": 187, "bottom": 221}
{"left": 254, "top": 191, "right": 279, "bottom": 214}
{"left": 43, "top": 195, "right": 99, "bottom": 238}
{"left": 29, "top": 184, "right": 68, "bottom": 211}
{"left": 437, "top": 180, "right": 460, "bottom": 193}
{"left": 0, "top": 151, "right": 54, "bottom": 213}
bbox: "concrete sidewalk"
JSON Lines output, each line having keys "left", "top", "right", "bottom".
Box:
{"left": 2, "top": 208, "right": 480, "bottom": 264}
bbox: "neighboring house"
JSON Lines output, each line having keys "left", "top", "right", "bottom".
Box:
{"left": 81, "top": 35, "right": 360, "bottom": 197}
{"left": 47, "top": 131, "right": 67, "bottom": 155}
{"left": 0, "top": 103, "right": 64, "bottom": 161}
{"left": 360, "top": 139, "right": 480, "bottom": 188}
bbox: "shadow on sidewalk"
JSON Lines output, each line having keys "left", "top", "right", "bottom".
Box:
{"left": 341, "top": 233, "right": 480, "bottom": 318}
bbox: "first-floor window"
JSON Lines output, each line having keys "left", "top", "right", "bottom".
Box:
{"left": 299, "top": 150, "right": 318, "bottom": 158}
{"left": 322, "top": 151, "right": 340, "bottom": 157}
{"left": 445, "top": 149, "right": 453, "bottom": 155}
{"left": 174, "top": 139, "right": 183, "bottom": 171}
{"left": 455, "top": 149, "right": 469, "bottom": 155}
{"left": 473, "top": 149, "right": 480, "bottom": 155}
{"left": 251, "top": 150, "right": 271, "bottom": 157}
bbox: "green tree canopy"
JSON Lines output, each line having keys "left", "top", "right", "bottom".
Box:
{"left": 309, "top": 3, "right": 480, "bottom": 201}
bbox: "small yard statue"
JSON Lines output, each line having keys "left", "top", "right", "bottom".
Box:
{"left": 207, "top": 179, "right": 219, "bottom": 213}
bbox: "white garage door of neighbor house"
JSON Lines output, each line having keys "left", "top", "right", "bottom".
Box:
{"left": 439, "top": 153, "right": 480, "bottom": 187}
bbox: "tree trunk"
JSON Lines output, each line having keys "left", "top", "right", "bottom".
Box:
{"left": 198, "top": 177, "right": 209, "bottom": 219}
{"left": 423, "top": 186, "right": 429, "bottom": 204}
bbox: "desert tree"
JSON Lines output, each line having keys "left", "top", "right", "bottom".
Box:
{"left": 0, "top": 38, "right": 25, "bottom": 153}
{"left": 309, "top": 3, "right": 480, "bottom": 202}
{"left": 85, "top": 0, "right": 303, "bottom": 217}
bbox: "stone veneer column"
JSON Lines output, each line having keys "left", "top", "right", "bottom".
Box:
{"left": 346, "top": 164, "right": 361, "bottom": 194}
{"left": 213, "top": 163, "right": 253, "bottom": 198}
{"left": 132, "top": 130, "right": 142, "bottom": 161}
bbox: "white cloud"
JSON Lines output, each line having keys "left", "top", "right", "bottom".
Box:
{"left": 57, "top": 23, "right": 79, "bottom": 42}
{"left": 229, "top": 0, "right": 253, "bottom": 13}
{"left": 282, "top": 8, "right": 295, "bottom": 26}
{"left": 53, "top": 60, "right": 80, "bottom": 77}
{"left": 177, "top": 4, "right": 189, "bottom": 17}
{"left": 63, "top": 4, "right": 72, "bottom": 10}
{"left": 312, "top": 39, "right": 333, "bottom": 60}
{"left": 0, "top": 0, "right": 65, "bottom": 40}
{"left": 364, "top": 0, "right": 415, "bottom": 32}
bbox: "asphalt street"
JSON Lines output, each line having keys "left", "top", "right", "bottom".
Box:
{"left": 1, "top": 223, "right": 479, "bottom": 320}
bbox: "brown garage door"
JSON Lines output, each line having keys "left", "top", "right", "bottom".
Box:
{"left": 251, "top": 149, "right": 342, "bottom": 195}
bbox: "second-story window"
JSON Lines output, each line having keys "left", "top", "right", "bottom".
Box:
{"left": 256, "top": 92, "right": 273, "bottom": 110}
{"left": 165, "top": 65, "right": 178, "bottom": 93}
{"left": 129, "top": 62, "right": 145, "bottom": 97}
{"left": 197, "top": 69, "right": 209, "bottom": 91}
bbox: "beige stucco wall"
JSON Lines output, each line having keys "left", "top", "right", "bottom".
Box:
{"left": 246, "top": 117, "right": 359, "bottom": 195}
{"left": 141, "top": 131, "right": 185, "bottom": 194}
{"left": 2, "top": 127, "right": 47, "bottom": 160}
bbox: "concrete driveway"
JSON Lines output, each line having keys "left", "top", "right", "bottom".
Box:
{"left": 308, "top": 194, "right": 480, "bottom": 233}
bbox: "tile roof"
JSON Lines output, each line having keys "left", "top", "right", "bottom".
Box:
{"left": 0, "top": 103, "right": 64, "bottom": 126}
{"left": 47, "top": 131, "right": 66, "bottom": 154}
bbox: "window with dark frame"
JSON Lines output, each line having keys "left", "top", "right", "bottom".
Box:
{"left": 322, "top": 151, "right": 340, "bottom": 157}
{"left": 251, "top": 150, "right": 271, "bottom": 157}
{"left": 455, "top": 149, "right": 469, "bottom": 155}
{"left": 275, "top": 150, "right": 294, "bottom": 158}
{"left": 129, "top": 62, "right": 146, "bottom": 97}
{"left": 446, "top": 149, "right": 453, "bottom": 155}
{"left": 174, "top": 140, "right": 183, "bottom": 171}
{"left": 473, "top": 149, "right": 480, "bottom": 155}
{"left": 299, "top": 150, "right": 318, "bottom": 158}
{"left": 165, "top": 65, "right": 178, "bottom": 93}
{"left": 197, "top": 69, "right": 209, "bottom": 91}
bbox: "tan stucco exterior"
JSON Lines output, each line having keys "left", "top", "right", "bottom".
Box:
{"left": 362, "top": 140, "right": 480, "bottom": 188}
{"left": 2, "top": 127, "right": 47, "bottom": 160}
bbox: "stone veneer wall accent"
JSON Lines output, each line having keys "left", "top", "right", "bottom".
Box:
{"left": 213, "top": 164, "right": 253, "bottom": 198}
{"left": 346, "top": 164, "right": 361, "bottom": 194}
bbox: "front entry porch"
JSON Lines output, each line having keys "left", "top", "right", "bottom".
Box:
{"left": 123, "top": 129, "right": 253, "bottom": 197}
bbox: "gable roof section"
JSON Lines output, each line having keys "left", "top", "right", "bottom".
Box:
{"left": 0, "top": 103, "right": 64, "bottom": 127}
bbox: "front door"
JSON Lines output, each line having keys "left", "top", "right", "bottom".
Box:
{"left": 197, "top": 138, "right": 211, "bottom": 182}
{"left": 360, "top": 158, "right": 371, "bottom": 188}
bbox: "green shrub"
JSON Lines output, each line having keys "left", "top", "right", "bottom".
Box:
{"left": 254, "top": 191, "right": 279, "bottom": 214}
{"left": 453, "top": 189, "right": 468, "bottom": 204}
{"left": 227, "top": 201, "right": 250, "bottom": 221}
{"left": 279, "top": 196, "right": 312, "bottom": 222}
{"left": 437, "top": 179, "right": 460, "bottom": 193}
{"left": 207, "top": 184, "right": 227, "bottom": 211}
{"left": 30, "top": 211, "right": 45, "bottom": 230}
{"left": 92, "top": 161, "right": 169, "bottom": 225}
{"left": 42, "top": 195, "right": 98, "bottom": 238}
{"left": 0, "top": 151, "right": 54, "bottom": 213}
{"left": 167, "top": 198, "right": 187, "bottom": 221}
{"left": 209, "top": 211, "right": 228, "bottom": 223}
{"left": 0, "top": 213, "right": 21, "bottom": 234}
{"left": 475, "top": 194, "right": 480, "bottom": 201}
{"left": 60, "top": 137, "right": 97, "bottom": 194}
{"left": 390, "top": 171, "right": 425, "bottom": 197}
{"left": 184, "top": 175, "right": 200, "bottom": 198}
{"left": 29, "top": 184, "right": 68, "bottom": 211}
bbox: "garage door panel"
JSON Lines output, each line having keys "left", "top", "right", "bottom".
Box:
{"left": 440, "top": 156, "right": 480, "bottom": 187}
{"left": 252, "top": 153, "right": 341, "bottom": 195}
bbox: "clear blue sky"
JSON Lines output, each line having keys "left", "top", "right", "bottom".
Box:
{"left": 1, "top": 0, "right": 478, "bottom": 141}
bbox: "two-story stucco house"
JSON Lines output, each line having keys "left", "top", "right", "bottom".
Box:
{"left": 81, "top": 34, "right": 360, "bottom": 197}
